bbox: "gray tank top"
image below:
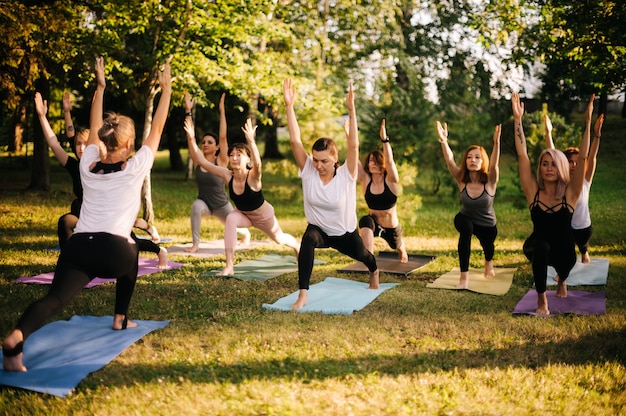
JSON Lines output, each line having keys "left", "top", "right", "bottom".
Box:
{"left": 459, "top": 185, "right": 496, "bottom": 227}
{"left": 196, "top": 165, "right": 229, "bottom": 210}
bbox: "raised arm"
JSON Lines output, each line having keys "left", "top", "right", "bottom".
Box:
{"left": 345, "top": 81, "right": 359, "bottom": 178}
{"left": 184, "top": 91, "right": 198, "bottom": 167}
{"left": 217, "top": 93, "right": 229, "bottom": 167}
{"left": 183, "top": 117, "right": 230, "bottom": 182}
{"left": 62, "top": 91, "right": 75, "bottom": 141}
{"left": 435, "top": 121, "right": 461, "bottom": 185}
{"left": 35, "top": 92, "right": 69, "bottom": 166}
{"left": 488, "top": 124, "right": 501, "bottom": 187}
{"left": 586, "top": 113, "right": 604, "bottom": 183}
{"left": 283, "top": 78, "right": 307, "bottom": 170}
{"left": 568, "top": 94, "right": 594, "bottom": 203}
{"left": 380, "top": 119, "right": 400, "bottom": 192}
{"left": 242, "top": 118, "right": 262, "bottom": 186}
{"left": 88, "top": 56, "right": 106, "bottom": 146}
{"left": 544, "top": 113, "right": 555, "bottom": 150}
{"left": 144, "top": 57, "right": 172, "bottom": 155}
{"left": 512, "top": 93, "right": 537, "bottom": 204}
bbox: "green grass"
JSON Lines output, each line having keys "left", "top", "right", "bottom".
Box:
{"left": 0, "top": 115, "right": 625, "bottom": 415}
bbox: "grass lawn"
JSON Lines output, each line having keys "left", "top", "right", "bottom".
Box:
{"left": 0, "top": 115, "right": 625, "bottom": 415}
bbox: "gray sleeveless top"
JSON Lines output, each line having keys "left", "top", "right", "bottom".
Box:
{"left": 196, "top": 165, "right": 229, "bottom": 210}
{"left": 459, "top": 185, "right": 496, "bottom": 227}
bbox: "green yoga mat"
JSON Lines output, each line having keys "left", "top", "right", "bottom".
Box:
{"left": 201, "top": 254, "right": 325, "bottom": 282}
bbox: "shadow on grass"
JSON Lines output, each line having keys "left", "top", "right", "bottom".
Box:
{"left": 95, "top": 326, "right": 626, "bottom": 388}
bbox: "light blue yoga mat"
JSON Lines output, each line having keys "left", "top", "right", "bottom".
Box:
{"left": 262, "top": 277, "right": 399, "bottom": 315}
{"left": 547, "top": 258, "right": 609, "bottom": 286}
{"left": 0, "top": 315, "right": 169, "bottom": 398}
{"left": 202, "top": 254, "right": 324, "bottom": 282}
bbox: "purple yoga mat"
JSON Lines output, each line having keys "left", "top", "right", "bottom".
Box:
{"left": 513, "top": 290, "right": 605, "bottom": 316}
{"left": 14, "top": 257, "right": 183, "bottom": 289}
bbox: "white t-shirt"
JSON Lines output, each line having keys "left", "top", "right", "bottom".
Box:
{"left": 74, "top": 144, "right": 154, "bottom": 243}
{"left": 299, "top": 156, "right": 357, "bottom": 236}
{"left": 572, "top": 179, "right": 591, "bottom": 229}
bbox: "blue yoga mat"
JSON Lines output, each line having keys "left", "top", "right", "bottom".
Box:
{"left": 262, "top": 277, "right": 399, "bottom": 315}
{"left": 546, "top": 258, "right": 609, "bottom": 286}
{"left": 0, "top": 315, "right": 169, "bottom": 397}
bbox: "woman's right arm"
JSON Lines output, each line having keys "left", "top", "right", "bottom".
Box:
{"left": 62, "top": 91, "right": 75, "bottom": 141}
{"left": 283, "top": 78, "right": 307, "bottom": 171}
{"left": 436, "top": 121, "right": 461, "bottom": 184}
{"left": 88, "top": 56, "right": 106, "bottom": 146}
{"left": 35, "top": 92, "right": 69, "bottom": 166}
{"left": 184, "top": 117, "right": 230, "bottom": 182}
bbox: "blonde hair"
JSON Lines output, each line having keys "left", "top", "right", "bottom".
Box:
{"left": 98, "top": 112, "right": 135, "bottom": 153}
{"left": 537, "top": 148, "right": 569, "bottom": 198}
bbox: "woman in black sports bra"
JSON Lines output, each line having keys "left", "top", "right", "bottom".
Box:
{"left": 436, "top": 120, "right": 502, "bottom": 289}
{"left": 356, "top": 119, "right": 408, "bottom": 263}
{"left": 184, "top": 116, "right": 299, "bottom": 276}
{"left": 512, "top": 92, "right": 593, "bottom": 315}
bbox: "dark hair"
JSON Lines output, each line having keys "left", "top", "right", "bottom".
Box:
{"left": 312, "top": 137, "right": 339, "bottom": 168}
{"left": 363, "top": 150, "right": 386, "bottom": 176}
{"left": 228, "top": 142, "right": 252, "bottom": 169}
{"left": 563, "top": 146, "right": 580, "bottom": 161}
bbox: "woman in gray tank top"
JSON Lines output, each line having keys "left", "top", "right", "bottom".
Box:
{"left": 436, "top": 121, "right": 501, "bottom": 289}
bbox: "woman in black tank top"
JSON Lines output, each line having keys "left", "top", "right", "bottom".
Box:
{"left": 356, "top": 119, "right": 408, "bottom": 263}
{"left": 512, "top": 92, "right": 593, "bottom": 315}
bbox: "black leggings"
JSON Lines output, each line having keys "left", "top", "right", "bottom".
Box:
{"left": 523, "top": 237, "right": 576, "bottom": 293}
{"left": 573, "top": 226, "right": 593, "bottom": 256}
{"left": 454, "top": 213, "right": 497, "bottom": 272}
{"left": 298, "top": 224, "right": 377, "bottom": 290}
{"left": 15, "top": 232, "right": 139, "bottom": 340}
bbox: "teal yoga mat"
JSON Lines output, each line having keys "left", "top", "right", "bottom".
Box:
{"left": 201, "top": 254, "right": 324, "bottom": 282}
{"left": 0, "top": 315, "right": 169, "bottom": 397}
{"left": 262, "top": 277, "right": 399, "bottom": 315}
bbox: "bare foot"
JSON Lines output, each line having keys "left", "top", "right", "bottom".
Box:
{"left": 112, "top": 315, "right": 138, "bottom": 330}
{"left": 484, "top": 260, "right": 495, "bottom": 278}
{"left": 218, "top": 265, "right": 234, "bottom": 276}
{"left": 581, "top": 253, "right": 591, "bottom": 264}
{"left": 536, "top": 292, "right": 550, "bottom": 315}
{"left": 157, "top": 248, "right": 169, "bottom": 269}
{"left": 148, "top": 226, "right": 161, "bottom": 243}
{"left": 456, "top": 271, "right": 469, "bottom": 289}
{"left": 184, "top": 244, "right": 199, "bottom": 253}
{"left": 2, "top": 331, "right": 27, "bottom": 372}
{"left": 290, "top": 290, "right": 308, "bottom": 309}
{"left": 553, "top": 274, "right": 560, "bottom": 283}
{"left": 556, "top": 279, "right": 567, "bottom": 298}
{"left": 398, "top": 247, "right": 408, "bottom": 263}
{"left": 369, "top": 269, "right": 380, "bottom": 290}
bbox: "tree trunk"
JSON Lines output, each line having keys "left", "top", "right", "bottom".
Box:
{"left": 259, "top": 99, "right": 282, "bottom": 159}
{"left": 138, "top": 81, "right": 158, "bottom": 230}
{"left": 28, "top": 78, "right": 50, "bottom": 191}
{"left": 598, "top": 92, "right": 608, "bottom": 115}
{"left": 166, "top": 109, "right": 185, "bottom": 171}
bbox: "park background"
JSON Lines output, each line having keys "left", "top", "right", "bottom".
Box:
{"left": 1, "top": 1, "right": 625, "bottom": 414}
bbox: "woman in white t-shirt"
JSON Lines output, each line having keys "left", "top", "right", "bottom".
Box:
{"left": 2, "top": 56, "right": 172, "bottom": 372}
{"left": 283, "top": 78, "right": 378, "bottom": 309}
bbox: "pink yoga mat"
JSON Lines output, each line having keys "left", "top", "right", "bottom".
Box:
{"left": 14, "top": 258, "right": 183, "bottom": 289}
{"left": 513, "top": 290, "right": 605, "bottom": 316}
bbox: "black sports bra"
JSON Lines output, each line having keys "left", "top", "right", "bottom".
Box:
{"left": 364, "top": 177, "right": 397, "bottom": 210}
